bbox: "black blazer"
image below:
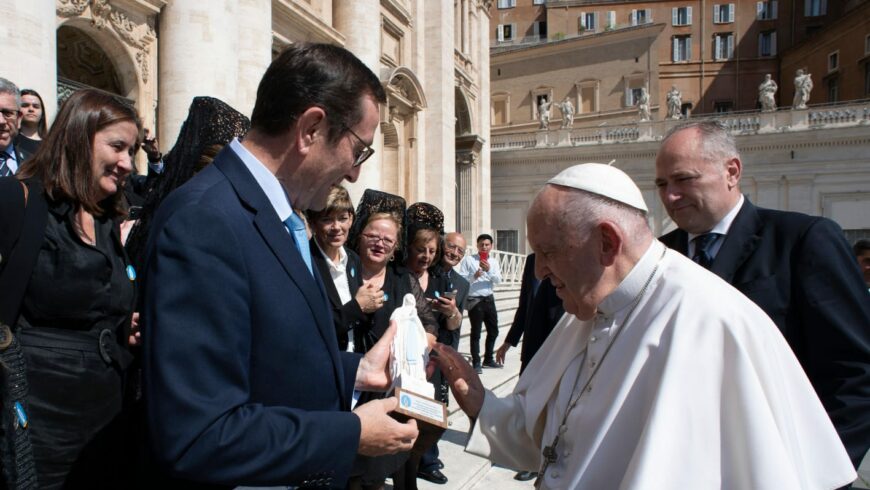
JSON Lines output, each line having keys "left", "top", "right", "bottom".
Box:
{"left": 661, "top": 198, "right": 870, "bottom": 467}
{"left": 309, "top": 239, "right": 364, "bottom": 352}
{"left": 504, "top": 254, "right": 564, "bottom": 372}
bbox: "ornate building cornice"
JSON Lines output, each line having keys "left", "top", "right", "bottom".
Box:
{"left": 57, "top": 0, "right": 157, "bottom": 83}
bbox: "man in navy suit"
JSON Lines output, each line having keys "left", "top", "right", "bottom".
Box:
{"left": 655, "top": 121, "right": 870, "bottom": 469}
{"left": 142, "top": 44, "right": 418, "bottom": 488}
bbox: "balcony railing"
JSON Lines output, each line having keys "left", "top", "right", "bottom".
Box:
{"left": 462, "top": 248, "right": 527, "bottom": 287}
{"left": 491, "top": 99, "right": 870, "bottom": 151}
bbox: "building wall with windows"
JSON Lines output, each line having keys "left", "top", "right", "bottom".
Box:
{"left": 489, "top": 110, "right": 870, "bottom": 253}
{"left": 491, "top": 23, "right": 663, "bottom": 132}
{"left": 2, "top": 0, "right": 494, "bottom": 238}
{"left": 492, "top": 0, "right": 546, "bottom": 45}
{"left": 492, "top": 0, "right": 858, "bottom": 116}
{"left": 780, "top": 1, "right": 870, "bottom": 104}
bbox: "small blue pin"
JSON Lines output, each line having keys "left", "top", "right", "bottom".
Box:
{"left": 350, "top": 267, "right": 356, "bottom": 278}
{"left": 126, "top": 265, "right": 136, "bottom": 281}
{"left": 14, "top": 402, "right": 27, "bottom": 429}
{"left": 383, "top": 293, "right": 389, "bottom": 302}
{"left": 434, "top": 291, "right": 441, "bottom": 298}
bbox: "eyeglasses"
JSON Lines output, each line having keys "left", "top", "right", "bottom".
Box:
{"left": 361, "top": 233, "right": 396, "bottom": 249}
{"left": 343, "top": 126, "right": 375, "bottom": 167}
{"left": 445, "top": 243, "right": 466, "bottom": 257}
{"left": 0, "top": 109, "right": 19, "bottom": 120}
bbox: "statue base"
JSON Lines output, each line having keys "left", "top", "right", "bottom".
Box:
{"left": 390, "top": 387, "right": 448, "bottom": 429}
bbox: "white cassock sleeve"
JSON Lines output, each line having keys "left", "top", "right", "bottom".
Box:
{"left": 466, "top": 390, "right": 544, "bottom": 472}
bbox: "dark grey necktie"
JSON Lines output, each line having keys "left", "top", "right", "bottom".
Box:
{"left": 692, "top": 233, "right": 719, "bottom": 269}
{"left": 0, "top": 152, "right": 11, "bottom": 177}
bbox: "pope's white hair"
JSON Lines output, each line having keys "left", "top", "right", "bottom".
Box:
{"left": 553, "top": 186, "right": 651, "bottom": 245}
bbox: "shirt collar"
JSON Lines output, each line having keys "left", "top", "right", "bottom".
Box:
{"left": 229, "top": 138, "right": 293, "bottom": 222}
{"left": 688, "top": 194, "right": 744, "bottom": 242}
{"left": 597, "top": 240, "right": 665, "bottom": 316}
{"left": 315, "top": 240, "right": 348, "bottom": 271}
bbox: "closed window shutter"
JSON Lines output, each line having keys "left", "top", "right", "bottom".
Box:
{"left": 647, "top": 9, "right": 652, "bottom": 22}
{"left": 510, "top": 0, "right": 516, "bottom": 7}
{"left": 772, "top": 1, "right": 778, "bottom": 18}
{"left": 715, "top": 35, "right": 722, "bottom": 58}
{"left": 580, "top": 11, "right": 587, "bottom": 28}
{"left": 728, "top": 4, "right": 735, "bottom": 22}
{"left": 631, "top": 9, "right": 637, "bottom": 25}
{"left": 687, "top": 37, "right": 692, "bottom": 59}
{"left": 805, "top": 0, "right": 811, "bottom": 16}
{"left": 624, "top": 83, "right": 631, "bottom": 106}
{"left": 687, "top": 7, "right": 692, "bottom": 24}
{"left": 497, "top": 24, "right": 504, "bottom": 41}
{"left": 593, "top": 12, "right": 599, "bottom": 30}
{"left": 608, "top": 11, "right": 615, "bottom": 27}
{"left": 673, "top": 7, "right": 678, "bottom": 25}
{"left": 771, "top": 31, "right": 777, "bottom": 55}
{"left": 757, "top": 1, "right": 764, "bottom": 19}
{"left": 673, "top": 37, "right": 679, "bottom": 60}
{"left": 727, "top": 34, "right": 734, "bottom": 57}
{"left": 714, "top": 4, "right": 720, "bottom": 22}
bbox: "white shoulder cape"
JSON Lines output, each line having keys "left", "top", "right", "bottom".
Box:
{"left": 466, "top": 242, "right": 855, "bottom": 489}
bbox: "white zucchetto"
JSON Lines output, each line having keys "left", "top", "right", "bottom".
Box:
{"left": 547, "top": 163, "right": 648, "bottom": 212}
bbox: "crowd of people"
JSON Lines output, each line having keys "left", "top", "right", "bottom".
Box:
{"left": 0, "top": 39, "right": 867, "bottom": 490}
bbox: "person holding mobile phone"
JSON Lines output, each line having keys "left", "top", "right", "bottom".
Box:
{"left": 459, "top": 233, "right": 502, "bottom": 373}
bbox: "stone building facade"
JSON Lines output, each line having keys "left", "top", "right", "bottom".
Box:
{"left": 490, "top": 0, "right": 866, "bottom": 126}
{"left": 780, "top": 1, "right": 870, "bottom": 105}
{"left": 1, "top": 0, "right": 493, "bottom": 236}
{"left": 490, "top": 106, "right": 870, "bottom": 254}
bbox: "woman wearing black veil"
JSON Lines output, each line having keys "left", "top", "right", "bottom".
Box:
{"left": 124, "top": 97, "right": 250, "bottom": 270}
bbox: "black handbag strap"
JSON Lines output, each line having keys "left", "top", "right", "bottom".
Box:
{"left": 0, "top": 178, "right": 48, "bottom": 327}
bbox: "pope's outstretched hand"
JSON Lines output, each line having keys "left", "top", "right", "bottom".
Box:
{"left": 432, "top": 343, "right": 485, "bottom": 419}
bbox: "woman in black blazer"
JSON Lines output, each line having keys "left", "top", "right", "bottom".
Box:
{"left": 307, "top": 185, "right": 384, "bottom": 352}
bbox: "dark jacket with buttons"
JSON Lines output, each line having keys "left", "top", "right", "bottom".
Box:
{"left": 660, "top": 198, "right": 870, "bottom": 467}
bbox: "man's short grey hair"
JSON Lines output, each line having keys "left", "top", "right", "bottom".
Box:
{"left": 558, "top": 187, "right": 651, "bottom": 244}
{"left": 0, "top": 77, "right": 21, "bottom": 108}
{"left": 662, "top": 120, "right": 738, "bottom": 167}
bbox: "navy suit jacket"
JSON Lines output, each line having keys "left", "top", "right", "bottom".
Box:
{"left": 142, "top": 146, "right": 362, "bottom": 488}
{"left": 661, "top": 199, "right": 870, "bottom": 467}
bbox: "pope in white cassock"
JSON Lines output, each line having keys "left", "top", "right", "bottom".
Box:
{"left": 432, "top": 163, "right": 857, "bottom": 489}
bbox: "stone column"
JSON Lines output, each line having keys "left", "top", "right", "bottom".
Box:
{"left": 422, "top": 0, "right": 455, "bottom": 220}
{"left": 333, "top": 0, "right": 383, "bottom": 202}
{"left": 236, "top": 0, "right": 272, "bottom": 118}
{"left": 158, "top": 0, "right": 239, "bottom": 145}
{"left": 475, "top": 2, "right": 492, "bottom": 238}
{"left": 0, "top": 0, "right": 57, "bottom": 120}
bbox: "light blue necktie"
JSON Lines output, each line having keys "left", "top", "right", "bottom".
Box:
{"left": 284, "top": 213, "right": 313, "bottom": 276}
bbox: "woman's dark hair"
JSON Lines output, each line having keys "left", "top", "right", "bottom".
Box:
{"left": 251, "top": 43, "right": 387, "bottom": 143}
{"left": 17, "top": 89, "right": 141, "bottom": 217}
{"left": 20, "top": 89, "right": 48, "bottom": 138}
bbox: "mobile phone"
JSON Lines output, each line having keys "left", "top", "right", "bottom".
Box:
{"left": 442, "top": 290, "right": 457, "bottom": 300}
{"left": 479, "top": 251, "right": 489, "bottom": 262}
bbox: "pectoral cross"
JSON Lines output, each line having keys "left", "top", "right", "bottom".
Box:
{"left": 533, "top": 437, "right": 560, "bottom": 489}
